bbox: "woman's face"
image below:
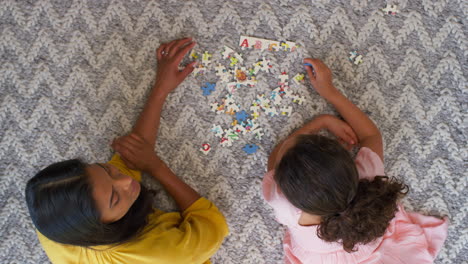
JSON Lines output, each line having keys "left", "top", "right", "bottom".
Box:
{"left": 86, "top": 163, "right": 141, "bottom": 223}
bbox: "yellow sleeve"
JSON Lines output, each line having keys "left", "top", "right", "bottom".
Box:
{"left": 111, "top": 197, "right": 229, "bottom": 264}
{"left": 107, "top": 153, "right": 142, "bottom": 182}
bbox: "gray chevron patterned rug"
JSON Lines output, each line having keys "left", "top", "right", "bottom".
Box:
{"left": 1, "top": 0, "right": 466, "bottom": 263}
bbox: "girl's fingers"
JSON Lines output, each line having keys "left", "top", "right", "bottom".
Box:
{"left": 120, "top": 156, "right": 136, "bottom": 170}
{"left": 113, "top": 138, "right": 137, "bottom": 155}
{"left": 128, "top": 133, "right": 145, "bottom": 144}
{"left": 344, "top": 126, "right": 358, "bottom": 144}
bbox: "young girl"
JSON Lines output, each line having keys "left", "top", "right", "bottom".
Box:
{"left": 25, "top": 38, "right": 229, "bottom": 264}
{"left": 263, "top": 58, "right": 448, "bottom": 263}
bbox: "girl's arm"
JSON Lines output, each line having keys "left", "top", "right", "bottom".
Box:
{"left": 267, "top": 114, "right": 358, "bottom": 171}
{"left": 304, "top": 58, "right": 384, "bottom": 161}
{"left": 131, "top": 38, "right": 197, "bottom": 147}
{"left": 112, "top": 134, "right": 200, "bottom": 211}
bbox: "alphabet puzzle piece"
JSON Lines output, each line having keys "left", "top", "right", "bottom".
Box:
{"left": 239, "top": 36, "right": 298, "bottom": 52}
{"left": 200, "top": 143, "right": 211, "bottom": 155}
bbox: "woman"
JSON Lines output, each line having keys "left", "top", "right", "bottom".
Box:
{"left": 25, "top": 38, "right": 229, "bottom": 264}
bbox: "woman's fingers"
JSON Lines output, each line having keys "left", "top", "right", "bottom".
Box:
{"left": 344, "top": 126, "right": 358, "bottom": 144}
{"left": 166, "top": 37, "right": 191, "bottom": 55}
{"left": 156, "top": 44, "right": 167, "bottom": 60}
{"left": 175, "top": 41, "right": 196, "bottom": 62}
{"left": 170, "top": 37, "right": 193, "bottom": 54}
{"left": 179, "top": 61, "right": 196, "bottom": 78}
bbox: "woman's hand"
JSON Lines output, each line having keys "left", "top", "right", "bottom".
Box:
{"left": 111, "top": 133, "right": 158, "bottom": 172}
{"left": 322, "top": 115, "right": 358, "bottom": 150}
{"left": 304, "top": 58, "right": 340, "bottom": 100}
{"left": 154, "top": 37, "right": 197, "bottom": 96}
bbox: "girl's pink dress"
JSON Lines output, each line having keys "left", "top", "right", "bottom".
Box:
{"left": 262, "top": 147, "right": 448, "bottom": 264}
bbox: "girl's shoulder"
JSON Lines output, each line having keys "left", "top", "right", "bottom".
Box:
{"left": 355, "top": 147, "right": 385, "bottom": 181}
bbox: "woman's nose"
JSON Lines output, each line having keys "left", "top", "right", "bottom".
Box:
{"left": 115, "top": 174, "right": 133, "bottom": 189}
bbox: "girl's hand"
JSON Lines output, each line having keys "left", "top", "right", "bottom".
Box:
{"left": 154, "top": 37, "right": 197, "bottom": 96}
{"left": 304, "top": 58, "right": 340, "bottom": 100}
{"left": 323, "top": 115, "right": 358, "bottom": 150}
{"left": 111, "top": 133, "right": 158, "bottom": 172}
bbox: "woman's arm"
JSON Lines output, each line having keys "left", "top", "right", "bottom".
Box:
{"left": 112, "top": 134, "right": 200, "bottom": 211}
{"left": 132, "top": 38, "right": 197, "bottom": 147}
{"left": 304, "top": 58, "right": 383, "bottom": 161}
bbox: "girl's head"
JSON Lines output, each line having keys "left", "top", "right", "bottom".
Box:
{"left": 25, "top": 159, "right": 154, "bottom": 247}
{"left": 274, "top": 134, "right": 408, "bottom": 252}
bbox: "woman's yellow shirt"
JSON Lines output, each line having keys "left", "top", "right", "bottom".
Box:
{"left": 36, "top": 154, "right": 229, "bottom": 264}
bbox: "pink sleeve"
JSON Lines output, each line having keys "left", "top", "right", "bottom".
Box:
{"left": 262, "top": 170, "right": 301, "bottom": 226}
{"left": 355, "top": 147, "right": 385, "bottom": 180}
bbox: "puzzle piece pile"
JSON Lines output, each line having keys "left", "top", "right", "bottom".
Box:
{"left": 208, "top": 67, "right": 307, "bottom": 148}
{"left": 190, "top": 38, "right": 308, "bottom": 153}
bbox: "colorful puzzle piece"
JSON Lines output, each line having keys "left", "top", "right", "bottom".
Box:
{"left": 211, "top": 124, "right": 223, "bottom": 137}
{"left": 349, "top": 51, "right": 364, "bottom": 65}
{"left": 202, "top": 51, "right": 212, "bottom": 65}
{"left": 280, "top": 106, "right": 293, "bottom": 116}
{"left": 239, "top": 36, "right": 298, "bottom": 52}
{"left": 279, "top": 72, "right": 289, "bottom": 84}
{"left": 293, "top": 73, "right": 305, "bottom": 85}
{"left": 382, "top": 4, "right": 398, "bottom": 15}
{"left": 201, "top": 82, "right": 216, "bottom": 96}
{"left": 200, "top": 143, "right": 211, "bottom": 155}
{"left": 242, "top": 144, "right": 259, "bottom": 154}
{"left": 235, "top": 110, "right": 250, "bottom": 122}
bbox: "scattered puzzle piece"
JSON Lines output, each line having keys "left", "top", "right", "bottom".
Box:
{"left": 280, "top": 106, "right": 293, "bottom": 116}
{"left": 235, "top": 110, "right": 250, "bottom": 122}
{"left": 242, "top": 144, "right": 259, "bottom": 154}
{"left": 201, "top": 82, "right": 216, "bottom": 96}
{"left": 221, "top": 46, "right": 235, "bottom": 58}
{"left": 382, "top": 4, "right": 398, "bottom": 15}
{"left": 279, "top": 72, "right": 289, "bottom": 84}
{"left": 293, "top": 73, "right": 305, "bottom": 85}
{"left": 220, "top": 137, "right": 233, "bottom": 147}
{"left": 202, "top": 51, "right": 212, "bottom": 65}
{"left": 190, "top": 50, "right": 199, "bottom": 59}
{"left": 349, "top": 51, "right": 363, "bottom": 65}
{"left": 193, "top": 64, "right": 206, "bottom": 76}
{"left": 211, "top": 124, "right": 223, "bottom": 137}
{"left": 292, "top": 94, "right": 306, "bottom": 105}
{"left": 200, "top": 143, "right": 211, "bottom": 155}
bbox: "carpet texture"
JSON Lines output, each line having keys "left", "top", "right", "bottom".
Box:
{"left": 1, "top": 0, "right": 467, "bottom": 263}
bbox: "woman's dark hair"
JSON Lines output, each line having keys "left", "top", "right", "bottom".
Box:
{"left": 275, "top": 134, "right": 408, "bottom": 252}
{"left": 25, "top": 159, "right": 154, "bottom": 247}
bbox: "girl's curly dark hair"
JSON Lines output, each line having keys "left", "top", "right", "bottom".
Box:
{"left": 274, "top": 134, "right": 408, "bottom": 252}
